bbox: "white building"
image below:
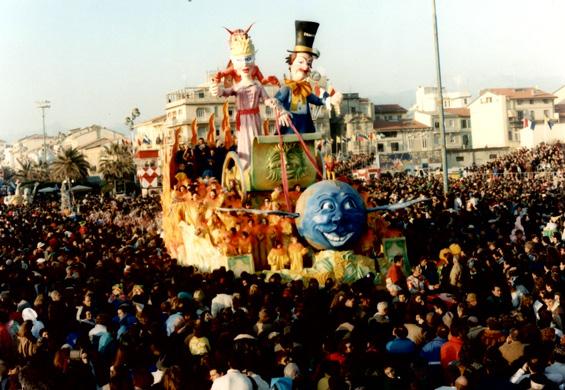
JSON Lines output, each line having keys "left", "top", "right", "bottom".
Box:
{"left": 61, "top": 125, "right": 127, "bottom": 175}
{"left": 6, "top": 134, "right": 58, "bottom": 169}
{"left": 414, "top": 86, "right": 471, "bottom": 113}
{"left": 164, "top": 81, "right": 331, "bottom": 145}
{"left": 469, "top": 88, "right": 557, "bottom": 149}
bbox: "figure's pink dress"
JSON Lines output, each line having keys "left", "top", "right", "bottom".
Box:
{"left": 221, "top": 82, "right": 269, "bottom": 170}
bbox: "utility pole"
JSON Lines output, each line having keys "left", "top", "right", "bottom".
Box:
{"left": 432, "top": 0, "right": 449, "bottom": 194}
{"left": 36, "top": 100, "right": 51, "bottom": 164}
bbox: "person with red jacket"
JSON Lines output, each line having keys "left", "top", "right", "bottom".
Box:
{"left": 440, "top": 323, "right": 465, "bottom": 369}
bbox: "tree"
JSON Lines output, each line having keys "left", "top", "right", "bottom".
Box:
{"left": 15, "top": 158, "right": 46, "bottom": 182}
{"left": 50, "top": 147, "right": 90, "bottom": 212}
{"left": 99, "top": 142, "right": 135, "bottom": 193}
{"left": 50, "top": 147, "right": 90, "bottom": 182}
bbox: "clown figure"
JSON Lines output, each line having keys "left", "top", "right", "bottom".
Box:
{"left": 277, "top": 21, "right": 342, "bottom": 134}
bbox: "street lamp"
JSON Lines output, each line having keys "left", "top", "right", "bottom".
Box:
{"left": 36, "top": 100, "right": 51, "bottom": 164}
{"left": 125, "top": 107, "right": 140, "bottom": 132}
{"left": 125, "top": 107, "right": 141, "bottom": 147}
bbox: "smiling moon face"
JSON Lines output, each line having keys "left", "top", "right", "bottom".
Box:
{"left": 295, "top": 180, "right": 367, "bottom": 250}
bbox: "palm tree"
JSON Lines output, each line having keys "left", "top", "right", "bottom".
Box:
{"left": 15, "top": 158, "right": 47, "bottom": 182}
{"left": 50, "top": 147, "right": 90, "bottom": 182}
{"left": 99, "top": 142, "right": 135, "bottom": 193}
{"left": 50, "top": 147, "right": 90, "bottom": 212}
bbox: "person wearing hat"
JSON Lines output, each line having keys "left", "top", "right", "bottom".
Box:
{"left": 276, "top": 20, "right": 341, "bottom": 134}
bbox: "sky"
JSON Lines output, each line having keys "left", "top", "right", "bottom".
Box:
{"left": 1, "top": 0, "right": 564, "bottom": 143}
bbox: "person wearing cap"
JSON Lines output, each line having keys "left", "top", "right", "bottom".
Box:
{"left": 276, "top": 20, "right": 341, "bottom": 134}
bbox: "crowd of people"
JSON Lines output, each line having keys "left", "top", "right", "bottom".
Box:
{"left": 0, "top": 142, "right": 563, "bottom": 389}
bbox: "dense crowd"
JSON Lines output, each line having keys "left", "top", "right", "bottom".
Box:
{"left": 0, "top": 143, "right": 563, "bottom": 389}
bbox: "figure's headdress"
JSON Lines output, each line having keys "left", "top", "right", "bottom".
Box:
{"left": 226, "top": 24, "right": 256, "bottom": 57}
{"left": 288, "top": 20, "right": 320, "bottom": 58}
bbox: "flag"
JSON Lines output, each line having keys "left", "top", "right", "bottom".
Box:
{"left": 191, "top": 118, "right": 197, "bottom": 146}
{"left": 545, "top": 116, "right": 554, "bottom": 130}
{"left": 523, "top": 118, "right": 529, "bottom": 128}
{"left": 222, "top": 102, "right": 233, "bottom": 149}
{"left": 207, "top": 113, "right": 216, "bottom": 147}
{"left": 263, "top": 119, "right": 270, "bottom": 136}
{"left": 530, "top": 118, "right": 536, "bottom": 130}
{"left": 142, "top": 135, "right": 151, "bottom": 145}
{"left": 356, "top": 133, "right": 368, "bottom": 142}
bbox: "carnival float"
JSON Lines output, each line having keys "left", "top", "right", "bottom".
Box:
{"left": 161, "top": 21, "right": 424, "bottom": 284}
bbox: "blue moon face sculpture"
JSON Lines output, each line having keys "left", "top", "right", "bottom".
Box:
{"left": 295, "top": 180, "right": 367, "bottom": 250}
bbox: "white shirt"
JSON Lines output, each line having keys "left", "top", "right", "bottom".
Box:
{"left": 211, "top": 369, "right": 253, "bottom": 390}
{"left": 211, "top": 294, "right": 233, "bottom": 318}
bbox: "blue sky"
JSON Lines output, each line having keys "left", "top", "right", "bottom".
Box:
{"left": 1, "top": 0, "right": 563, "bottom": 142}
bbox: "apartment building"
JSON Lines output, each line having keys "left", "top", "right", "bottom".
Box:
{"left": 469, "top": 88, "right": 556, "bottom": 149}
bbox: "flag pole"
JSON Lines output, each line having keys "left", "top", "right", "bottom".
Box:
{"left": 432, "top": 0, "right": 449, "bottom": 195}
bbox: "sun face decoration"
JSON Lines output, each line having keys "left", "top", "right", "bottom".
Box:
{"left": 265, "top": 144, "right": 307, "bottom": 183}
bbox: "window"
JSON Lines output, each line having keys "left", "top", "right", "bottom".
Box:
{"left": 456, "top": 156, "right": 464, "bottom": 162}
{"left": 508, "top": 131, "right": 513, "bottom": 141}
{"left": 543, "top": 110, "right": 549, "bottom": 118}
{"left": 196, "top": 108, "right": 206, "bottom": 118}
{"left": 529, "top": 100, "right": 534, "bottom": 104}
{"left": 397, "top": 115, "right": 401, "bottom": 120}
{"left": 391, "top": 142, "right": 399, "bottom": 152}
{"left": 514, "top": 131, "right": 521, "bottom": 142}
{"left": 462, "top": 135, "right": 469, "bottom": 146}
{"left": 351, "top": 107, "right": 357, "bottom": 114}
{"left": 543, "top": 99, "right": 549, "bottom": 104}
{"left": 198, "top": 92, "right": 205, "bottom": 98}
{"left": 485, "top": 97, "right": 492, "bottom": 103}
{"left": 461, "top": 119, "right": 468, "bottom": 129}
{"left": 434, "top": 122, "right": 439, "bottom": 129}
{"left": 422, "top": 137, "right": 428, "bottom": 149}
{"left": 517, "top": 100, "right": 523, "bottom": 105}
{"left": 449, "top": 134, "right": 455, "bottom": 143}
{"left": 530, "top": 111, "right": 535, "bottom": 120}
{"left": 408, "top": 138, "right": 414, "bottom": 149}
{"left": 377, "top": 143, "right": 384, "bottom": 152}
{"left": 228, "top": 109, "right": 233, "bottom": 117}
{"left": 265, "top": 106, "right": 272, "bottom": 116}
{"left": 434, "top": 134, "right": 440, "bottom": 145}
{"left": 489, "top": 154, "right": 497, "bottom": 159}
{"left": 447, "top": 119, "right": 455, "bottom": 128}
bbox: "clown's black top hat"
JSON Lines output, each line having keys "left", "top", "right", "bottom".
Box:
{"left": 288, "top": 20, "right": 320, "bottom": 57}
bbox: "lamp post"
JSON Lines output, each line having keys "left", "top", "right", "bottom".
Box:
{"left": 36, "top": 100, "right": 51, "bottom": 164}
{"left": 125, "top": 107, "right": 140, "bottom": 135}
{"left": 432, "top": 0, "right": 449, "bottom": 194}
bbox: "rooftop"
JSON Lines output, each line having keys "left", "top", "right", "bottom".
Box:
{"left": 373, "top": 120, "right": 430, "bottom": 131}
{"left": 444, "top": 108, "right": 470, "bottom": 117}
{"left": 374, "top": 104, "right": 407, "bottom": 114}
{"left": 481, "top": 88, "right": 556, "bottom": 100}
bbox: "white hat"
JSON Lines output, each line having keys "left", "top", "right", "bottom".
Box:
{"left": 22, "top": 308, "right": 38, "bottom": 321}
